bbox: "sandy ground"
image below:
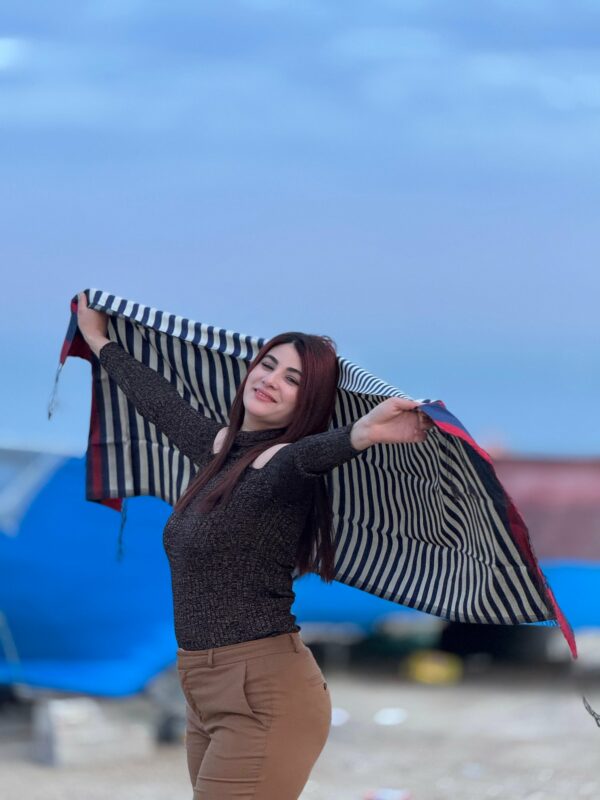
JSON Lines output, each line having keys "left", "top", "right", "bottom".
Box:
{"left": 0, "top": 659, "right": 598, "bottom": 800}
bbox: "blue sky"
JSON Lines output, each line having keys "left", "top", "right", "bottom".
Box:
{"left": 1, "top": 1, "right": 599, "bottom": 456}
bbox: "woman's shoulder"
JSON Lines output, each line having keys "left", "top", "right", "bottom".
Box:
{"left": 211, "top": 426, "right": 228, "bottom": 455}
{"left": 250, "top": 442, "right": 292, "bottom": 469}
{"left": 212, "top": 426, "right": 293, "bottom": 469}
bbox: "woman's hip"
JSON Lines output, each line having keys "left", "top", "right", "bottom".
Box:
{"left": 176, "top": 631, "right": 331, "bottom": 734}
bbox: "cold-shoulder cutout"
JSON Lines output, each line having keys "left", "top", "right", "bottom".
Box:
{"left": 249, "top": 443, "right": 291, "bottom": 470}
{"left": 212, "top": 427, "right": 229, "bottom": 455}
{"left": 212, "top": 426, "right": 290, "bottom": 466}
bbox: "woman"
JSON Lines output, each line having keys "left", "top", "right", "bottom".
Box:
{"left": 76, "top": 291, "right": 434, "bottom": 800}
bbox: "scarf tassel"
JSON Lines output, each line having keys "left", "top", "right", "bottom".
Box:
{"left": 115, "top": 499, "right": 128, "bottom": 562}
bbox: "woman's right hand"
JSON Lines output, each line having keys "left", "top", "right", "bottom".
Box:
{"left": 77, "top": 291, "right": 110, "bottom": 354}
{"left": 353, "top": 397, "right": 435, "bottom": 448}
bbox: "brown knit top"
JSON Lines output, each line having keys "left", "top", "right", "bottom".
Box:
{"left": 98, "top": 340, "right": 363, "bottom": 650}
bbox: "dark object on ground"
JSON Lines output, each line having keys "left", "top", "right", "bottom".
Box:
{"left": 438, "top": 622, "right": 556, "bottom": 662}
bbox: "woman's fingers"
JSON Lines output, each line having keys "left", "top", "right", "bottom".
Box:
{"left": 392, "top": 397, "right": 420, "bottom": 412}
{"left": 416, "top": 410, "right": 434, "bottom": 429}
{"left": 76, "top": 290, "right": 107, "bottom": 340}
{"left": 411, "top": 410, "right": 434, "bottom": 443}
{"left": 77, "top": 292, "right": 88, "bottom": 327}
{"left": 365, "top": 398, "right": 434, "bottom": 446}
{"left": 77, "top": 291, "right": 88, "bottom": 318}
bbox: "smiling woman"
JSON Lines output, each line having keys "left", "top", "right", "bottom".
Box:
{"left": 55, "top": 288, "right": 583, "bottom": 797}
{"left": 171, "top": 327, "right": 359, "bottom": 583}
{"left": 59, "top": 289, "right": 573, "bottom": 645}
{"left": 241, "top": 345, "right": 304, "bottom": 431}
{"left": 71, "top": 299, "right": 375, "bottom": 798}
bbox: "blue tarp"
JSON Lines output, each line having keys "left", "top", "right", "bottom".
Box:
{"left": 0, "top": 450, "right": 597, "bottom": 696}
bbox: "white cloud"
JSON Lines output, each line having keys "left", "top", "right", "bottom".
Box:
{"left": 0, "top": 40, "right": 356, "bottom": 142}
{"left": 348, "top": 39, "right": 600, "bottom": 115}
{"left": 0, "top": 37, "right": 29, "bottom": 71}
{"left": 470, "top": 52, "right": 600, "bottom": 110}
{"left": 0, "top": 40, "right": 144, "bottom": 128}
{"left": 2, "top": 11, "right": 600, "bottom": 170}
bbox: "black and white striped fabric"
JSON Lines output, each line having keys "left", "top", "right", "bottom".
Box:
{"left": 54, "top": 288, "right": 576, "bottom": 657}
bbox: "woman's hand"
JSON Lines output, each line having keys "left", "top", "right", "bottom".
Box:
{"left": 77, "top": 291, "right": 110, "bottom": 356}
{"left": 351, "top": 397, "right": 435, "bottom": 449}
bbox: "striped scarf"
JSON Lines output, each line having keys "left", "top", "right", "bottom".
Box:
{"left": 51, "top": 288, "right": 577, "bottom": 662}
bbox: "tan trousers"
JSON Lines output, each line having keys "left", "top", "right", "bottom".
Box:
{"left": 176, "top": 631, "right": 332, "bottom": 799}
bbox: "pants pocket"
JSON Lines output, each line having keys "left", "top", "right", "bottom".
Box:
{"left": 178, "top": 661, "right": 271, "bottom": 731}
{"left": 241, "top": 658, "right": 274, "bottom": 731}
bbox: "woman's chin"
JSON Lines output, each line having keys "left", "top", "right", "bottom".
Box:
{"left": 245, "top": 404, "right": 279, "bottom": 425}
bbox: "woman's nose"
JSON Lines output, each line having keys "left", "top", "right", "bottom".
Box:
{"left": 263, "top": 375, "right": 278, "bottom": 389}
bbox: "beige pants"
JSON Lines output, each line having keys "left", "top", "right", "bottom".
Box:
{"left": 176, "top": 631, "right": 332, "bottom": 799}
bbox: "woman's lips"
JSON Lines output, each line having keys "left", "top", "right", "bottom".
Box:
{"left": 255, "top": 388, "right": 276, "bottom": 402}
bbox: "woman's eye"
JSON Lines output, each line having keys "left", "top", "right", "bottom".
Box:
{"left": 262, "top": 362, "right": 298, "bottom": 385}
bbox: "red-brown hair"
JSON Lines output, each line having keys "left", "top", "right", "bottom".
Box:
{"left": 173, "top": 332, "right": 340, "bottom": 581}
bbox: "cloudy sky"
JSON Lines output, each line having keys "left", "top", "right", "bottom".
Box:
{"left": 1, "top": 0, "right": 598, "bottom": 457}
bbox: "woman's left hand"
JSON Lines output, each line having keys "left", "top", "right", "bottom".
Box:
{"left": 361, "top": 397, "right": 435, "bottom": 445}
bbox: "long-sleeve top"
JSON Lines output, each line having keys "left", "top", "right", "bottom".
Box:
{"left": 98, "top": 340, "right": 364, "bottom": 650}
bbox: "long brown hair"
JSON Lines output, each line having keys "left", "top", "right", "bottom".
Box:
{"left": 173, "top": 332, "right": 341, "bottom": 581}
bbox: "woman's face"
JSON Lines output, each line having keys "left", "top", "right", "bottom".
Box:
{"left": 242, "top": 343, "right": 302, "bottom": 431}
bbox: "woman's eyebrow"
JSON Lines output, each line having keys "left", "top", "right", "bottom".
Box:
{"left": 262, "top": 354, "right": 302, "bottom": 376}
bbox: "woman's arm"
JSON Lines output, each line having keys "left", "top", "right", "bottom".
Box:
{"left": 285, "top": 422, "right": 365, "bottom": 478}
{"left": 285, "top": 399, "right": 434, "bottom": 479}
{"left": 77, "top": 292, "right": 221, "bottom": 463}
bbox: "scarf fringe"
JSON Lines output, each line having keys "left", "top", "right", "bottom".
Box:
{"left": 573, "top": 667, "right": 600, "bottom": 727}
{"left": 582, "top": 695, "right": 600, "bottom": 727}
{"left": 47, "top": 362, "right": 64, "bottom": 420}
{"left": 115, "top": 499, "right": 127, "bottom": 562}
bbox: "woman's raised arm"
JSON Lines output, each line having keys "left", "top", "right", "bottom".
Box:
{"left": 278, "top": 398, "right": 434, "bottom": 480}
{"left": 77, "top": 292, "right": 221, "bottom": 464}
